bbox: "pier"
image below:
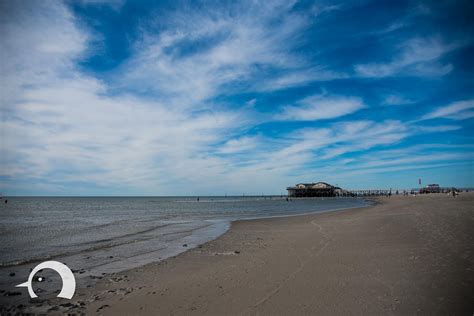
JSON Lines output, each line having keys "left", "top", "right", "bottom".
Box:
{"left": 287, "top": 182, "right": 394, "bottom": 197}
{"left": 346, "top": 190, "right": 391, "bottom": 197}
{"left": 287, "top": 181, "right": 473, "bottom": 198}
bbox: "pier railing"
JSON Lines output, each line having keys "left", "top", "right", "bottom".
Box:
{"left": 345, "top": 187, "right": 474, "bottom": 197}
{"left": 345, "top": 190, "right": 391, "bottom": 197}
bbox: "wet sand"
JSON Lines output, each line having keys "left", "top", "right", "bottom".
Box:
{"left": 8, "top": 194, "right": 474, "bottom": 314}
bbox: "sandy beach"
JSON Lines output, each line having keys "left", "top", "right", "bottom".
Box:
{"left": 8, "top": 194, "right": 474, "bottom": 315}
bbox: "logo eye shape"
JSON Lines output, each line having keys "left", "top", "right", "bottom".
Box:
{"left": 16, "top": 260, "right": 76, "bottom": 299}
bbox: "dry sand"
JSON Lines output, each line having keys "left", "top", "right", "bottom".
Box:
{"left": 15, "top": 194, "right": 474, "bottom": 314}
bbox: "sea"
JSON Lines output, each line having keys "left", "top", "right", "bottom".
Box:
{"left": 0, "top": 196, "right": 371, "bottom": 295}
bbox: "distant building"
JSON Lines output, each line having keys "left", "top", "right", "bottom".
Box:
{"left": 287, "top": 182, "right": 344, "bottom": 197}
{"left": 420, "top": 184, "right": 441, "bottom": 194}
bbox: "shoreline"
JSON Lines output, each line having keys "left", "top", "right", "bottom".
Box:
{"left": 0, "top": 197, "right": 370, "bottom": 292}
{"left": 3, "top": 194, "right": 473, "bottom": 314}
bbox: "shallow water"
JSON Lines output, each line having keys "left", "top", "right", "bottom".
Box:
{"left": 0, "top": 196, "right": 370, "bottom": 293}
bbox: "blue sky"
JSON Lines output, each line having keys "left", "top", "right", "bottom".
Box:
{"left": 1, "top": 0, "right": 473, "bottom": 196}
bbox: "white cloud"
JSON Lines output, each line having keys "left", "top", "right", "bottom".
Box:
{"left": 355, "top": 37, "right": 462, "bottom": 78}
{"left": 277, "top": 96, "right": 365, "bottom": 121}
{"left": 376, "top": 21, "right": 407, "bottom": 34}
{"left": 0, "top": 1, "right": 88, "bottom": 106}
{"left": 254, "top": 68, "right": 347, "bottom": 92}
{"left": 217, "top": 136, "right": 259, "bottom": 154}
{"left": 77, "top": 0, "right": 124, "bottom": 10}
{"left": 304, "top": 120, "right": 408, "bottom": 158}
{"left": 421, "top": 99, "right": 474, "bottom": 120}
{"left": 330, "top": 150, "right": 474, "bottom": 182}
{"left": 119, "top": 1, "right": 317, "bottom": 106}
{"left": 383, "top": 94, "right": 416, "bottom": 106}
{"left": 216, "top": 118, "right": 469, "bottom": 189}
{"left": 0, "top": 1, "right": 249, "bottom": 194}
{"left": 2, "top": 0, "right": 346, "bottom": 195}
{"left": 414, "top": 125, "right": 461, "bottom": 132}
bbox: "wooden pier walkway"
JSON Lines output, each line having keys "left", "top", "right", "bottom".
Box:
{"left": 344, "top": 190, "right": 391, "bottom": 197}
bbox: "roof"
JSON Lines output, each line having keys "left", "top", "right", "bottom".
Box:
{"left": 287, "top": 182, "right": 338, "bottom": 190}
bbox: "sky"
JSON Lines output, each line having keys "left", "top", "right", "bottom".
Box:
{"left": 0, "top": 0, "right": 473, "bottom": 196}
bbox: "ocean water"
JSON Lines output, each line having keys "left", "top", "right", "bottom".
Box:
{"left": 0, "top": 196, "right": 370, "bottom": 292}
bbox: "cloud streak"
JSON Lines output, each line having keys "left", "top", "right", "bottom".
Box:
{"left": 421, "top": 99, "right": 474, "bottom": 121}
{"left": 277, "top": 96, "right": 365, "bottom": 121}
{"left": 355, "top": 37, "right": 462, "bottom": 78}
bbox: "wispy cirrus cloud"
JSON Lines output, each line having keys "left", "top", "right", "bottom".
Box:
{"left": 217, "top": 136, "right": 260, "bottom": 154}
{"left": 254, "top": 68, "right": 347, "bottom": 92}
{"left": 0, "top": 1, "right": 88, "bottom": 107}
{"left": 0, "top": 1, "right": 249, "bottom": 194}
{"left": 276, "top": 95, "right": 365, "bottom": 121}
{"left": 294, "top": 120, "right": 409, "bottom": 158}
{"left": 383, "top": 94, "right": 417, "bottom": 106}
{"left": 119, "top": 0, "right": 324, "bottom": 105}
{"left": 219, "top": 119, "right": 471, "bottom": 190}
{"left": 421, "top": 99, "right": 474, "bottom": 121}
{"left": 1, "top": 0, "right": 347, "bottom": 195}
{"left": 355, "top": 37, "right": 463, "bottom": 78}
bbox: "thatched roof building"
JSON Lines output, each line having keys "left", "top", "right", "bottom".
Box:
{"left": 287, "top": 182, "right": 344, "bottom": 197}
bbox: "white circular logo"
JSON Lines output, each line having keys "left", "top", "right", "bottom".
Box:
{"left": 16, "top": 260, "right": 76, "bottom": 299}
